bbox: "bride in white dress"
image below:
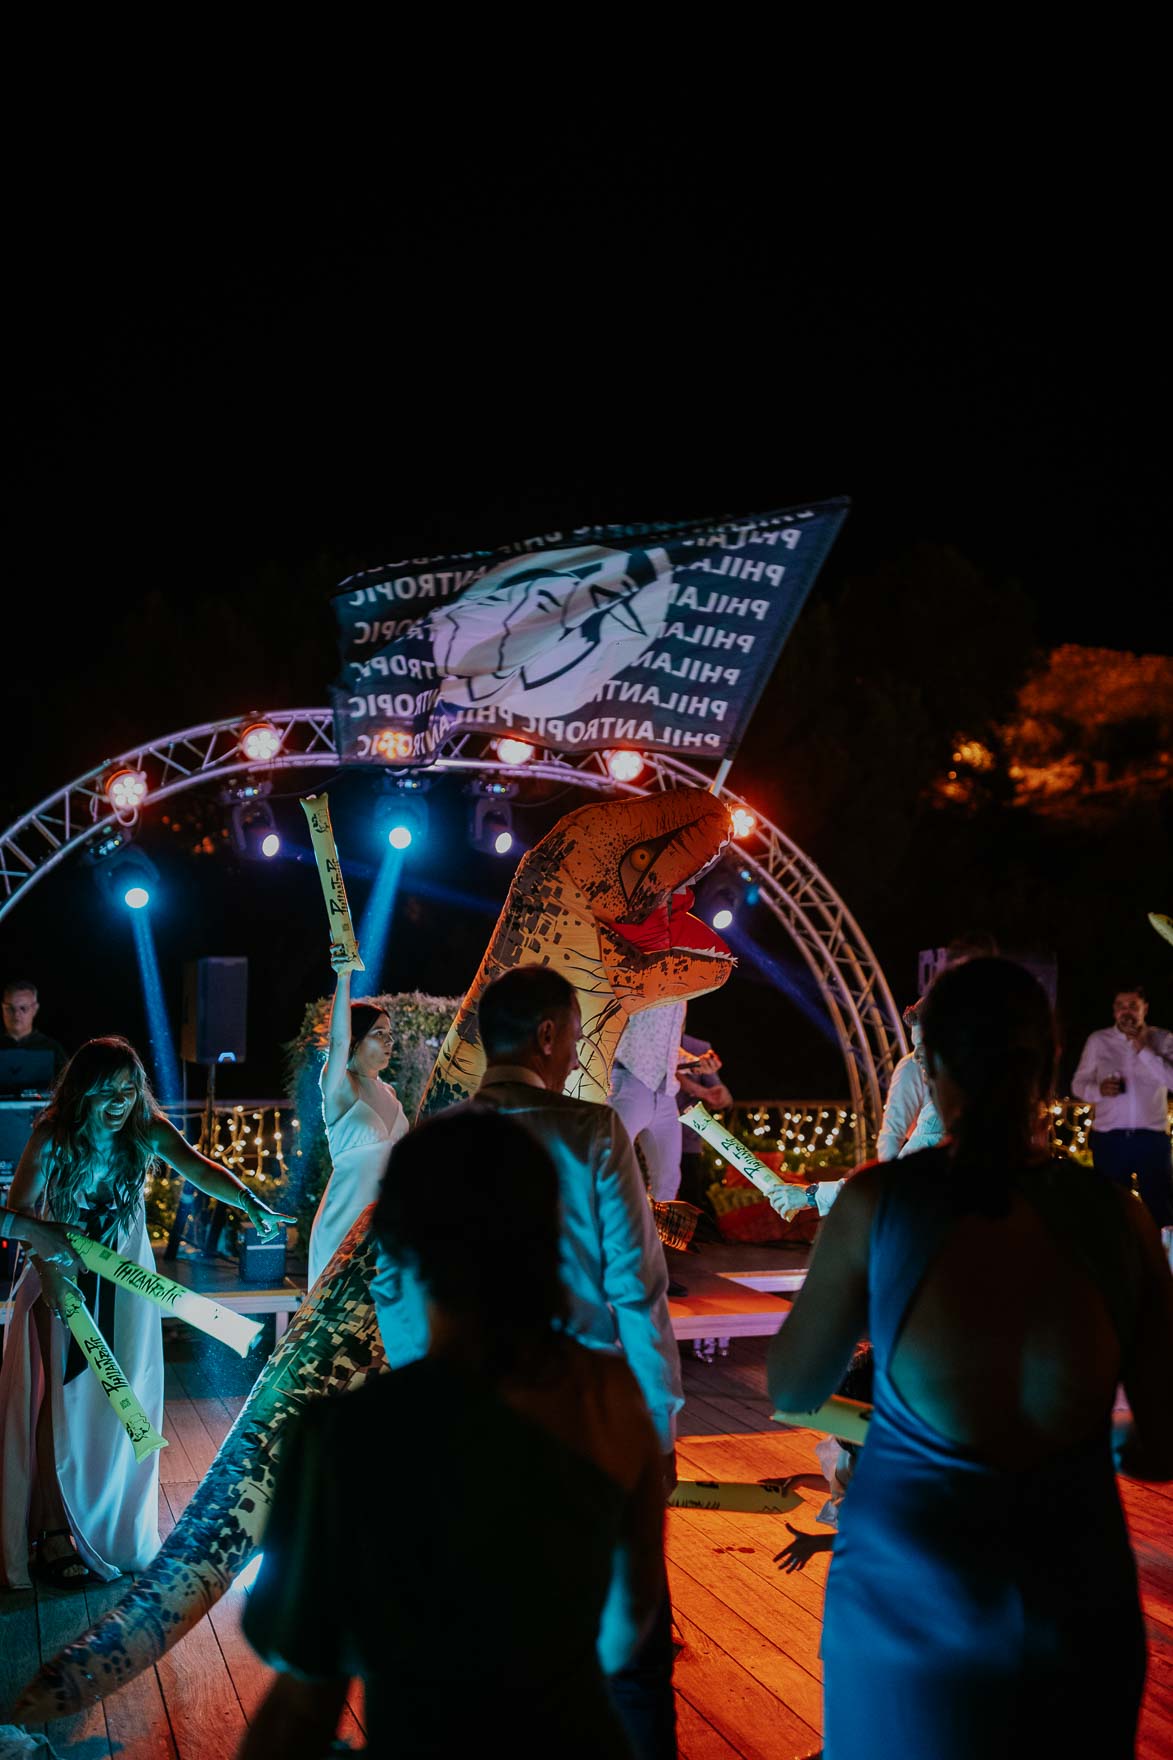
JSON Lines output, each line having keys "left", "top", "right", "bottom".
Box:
{"left": 0, "top": 1037, "right": 289, "bottom": 1588}
{"left": 307, "top": 950, "right": 408, "bottom": 1286}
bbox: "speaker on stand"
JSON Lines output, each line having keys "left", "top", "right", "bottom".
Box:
{"left": 164, "top": 958, "right": 249, "bottom": 1260}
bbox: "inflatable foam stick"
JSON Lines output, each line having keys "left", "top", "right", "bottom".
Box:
{"left": 65, "top": 1230, "right": 261, "bottom": 1357}
{"left": 41, "top": 1265, "right": 167, "bottom": 1465}
{"left": 300, "top": 793, "right": 364, "bottom": 972}
{"left": 772, "top": 1394, "right": 873, "bottom": 1446}
{"left": 1149, "top": 912, "right": 1173, "bottom": 949}
{"left": 679, "top": 1101, "right": 815, "bottom": 1221}
{"left": 16, "top": 789, "right": 735, "bottom": 1721}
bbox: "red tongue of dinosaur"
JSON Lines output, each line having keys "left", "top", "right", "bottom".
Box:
{"left": 606, "top": 888, "right": 730, "bottom": 958}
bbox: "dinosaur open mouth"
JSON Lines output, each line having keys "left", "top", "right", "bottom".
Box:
{"left": 605, "top": 888, "right": 732, "bottom": 960}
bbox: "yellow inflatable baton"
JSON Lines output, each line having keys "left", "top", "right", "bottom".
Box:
{"left": 680, "top": 1101, "right": 813, "bottom": 1220}
{"left": 44, "top": 1267, "right": 167, "bottom": 1465}
{"left": 772, "top": 1393, "right": 873, "bottom": 1446}
{"left": 669, "top": 1479, "right": 802, "bottom": 1514}
{"left": 300, "top": 792, "right": 364, "bottom": 970}
{"left": 64, "top": 1230, "right": 262, "bottom": 1357}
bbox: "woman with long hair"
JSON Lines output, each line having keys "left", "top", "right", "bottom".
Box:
{"left": 0, "top": 1036, "right": 289, "bottom": 1589}
{"left": 306, "top": 946, "right": 407, "bottom": 1285}
{"left": 768, "top": 957, "right": 1173, "bottom": 1758}
{"left": 241, "top": 1107, "right": 667, "bottom": 1759}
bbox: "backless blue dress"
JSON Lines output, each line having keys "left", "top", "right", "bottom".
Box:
{"left": 821, "top": 1150, "right": 1146, "bottom": 1758}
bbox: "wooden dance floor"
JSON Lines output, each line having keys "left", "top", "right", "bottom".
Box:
{"left": 2, "top": 1332, "right": 1172, "bottom": 1758}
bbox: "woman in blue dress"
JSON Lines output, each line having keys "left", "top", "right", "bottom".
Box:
{"left": 768, "top": 957, "right": 1173, "bottom": 1758}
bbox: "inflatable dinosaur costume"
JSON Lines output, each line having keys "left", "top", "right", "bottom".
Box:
{"left": 15, "top": 787, "right": 733, "bottom": 1722}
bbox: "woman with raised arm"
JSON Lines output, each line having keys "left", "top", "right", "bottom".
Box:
{"left": 306, "top": 945, "right": 407, "bottom": 1286}
{"left": 0, "top": 1036, "right": 289, "bottom": 1589}
{"left": 242, "top": 1107, "right": 667, "bottom": 1759}
{"left": 767, "top": 957, "right": 1173, "bottom": 1759}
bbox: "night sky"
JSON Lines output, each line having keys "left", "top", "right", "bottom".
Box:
{"left": 6, "top": 184, "right": 1168, "bottom": 1101}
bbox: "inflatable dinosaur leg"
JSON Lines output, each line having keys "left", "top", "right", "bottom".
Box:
{"left": 15, "top": 1213, "right": 385, "bottom": 1722}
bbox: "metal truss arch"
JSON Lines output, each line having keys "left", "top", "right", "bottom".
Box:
{"left": 1, "top": 708, "right": 905, "bottom": 1154}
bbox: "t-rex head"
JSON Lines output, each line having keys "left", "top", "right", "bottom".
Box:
{"left": 555, "top": 787, "right": 735, "bottom": 1005}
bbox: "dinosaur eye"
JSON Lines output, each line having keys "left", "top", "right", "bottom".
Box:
{"left": 628, "top": 845, "right": 654, "bottom": 871}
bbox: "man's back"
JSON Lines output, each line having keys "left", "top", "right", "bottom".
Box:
{"left": 474, "top": 1078, "right": 683, "bottom": 1449}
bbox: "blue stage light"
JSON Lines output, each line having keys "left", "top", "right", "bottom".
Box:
{"left": 261, "top": 832, "right": 281, "bottom": 859}
{"left": 124, "top": 885, "right": 151, "bottom": 910}
{"left": 388, "top": 824, "right": 413, "bottom": 850}
{"left": 493, "top": 828, "right": 514, "bottom": 856}
{"left": 712, "top": 906, "right": 734, "bottom": 930}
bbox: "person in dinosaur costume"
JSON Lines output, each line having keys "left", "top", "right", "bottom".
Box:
{"left": 14, "top": 787, "right": 734, "bottom": 1724}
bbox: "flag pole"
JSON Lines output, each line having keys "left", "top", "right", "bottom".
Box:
{"left": 708, "top": 758, "right": 733, "bottom": 796}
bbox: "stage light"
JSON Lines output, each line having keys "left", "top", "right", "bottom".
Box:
{"left": 239, "top": 721, "right": 282, "bottom": 763}
{"left": 730, "top": 807, "right": 757, "bottom": 839}
{"left": 709, "top": 886, "right": 738, "bottom": 931}
{"left": 230, "top": 790, "right": 279, "bottom": 861}
{"left": 89, "top": 826, "right": 131, "bottom": 863}
{"left": 374, "top": 783, "right": 429, "bottom": 852}
{"left": 495, "top": 737, "right": 536, "bottom": 766}
{"left": 94, "top": 845, "right": 159, "bottom": 913}
{"left": 105, "top": 767, "right": 149, "bottom": 814}
{"left": 605, "top": 749, "right": 644, "bottom": 784}
{"left": 371, "top": 728, "right": 414, "bottom": 762}
{"left": 469, "top": 786, "right": 518, "bottom": 856}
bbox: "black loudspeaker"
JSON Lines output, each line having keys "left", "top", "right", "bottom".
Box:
{"left": 181, "top": 958, "right": 248, "bottom": 1066}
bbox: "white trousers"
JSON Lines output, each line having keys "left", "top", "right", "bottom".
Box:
{"left": 609, "top": 1068, "right": 684, "bottom": 1202}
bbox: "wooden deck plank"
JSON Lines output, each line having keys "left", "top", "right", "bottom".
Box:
{"left": 673, "top": 1506, "right": 831, "bottom": 1624}
{"left": 675, "top": 1691, "right": 745, "bottom": 1758}
{"left": 669, "top": 1592, "right": 821, "bottom": 1760}
{"left": 667, "top": 1533, "right": 822, "bottom": 1726}
{"left": 667, "top": 1515, "right": 825, "bottom": 1686}
{"left": 160, "top": 1390, "right": 220, "bottom": 1480}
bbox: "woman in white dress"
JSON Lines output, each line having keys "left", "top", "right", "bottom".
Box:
{"left": 0, "top": 1036, "right": 289, "bottom": 1589}
{"left": 307, "top": 950, "right": 408, "bottom": 1287}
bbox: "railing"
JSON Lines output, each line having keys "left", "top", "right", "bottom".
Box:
{"left": 714, "top": 1097, "right": 1122, "bottom": 1174}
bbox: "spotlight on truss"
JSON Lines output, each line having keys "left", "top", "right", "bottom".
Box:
{"left": 371, "top": 728, "right": 415, "bottom": 763}
{"left": 105, "top": 767, "right": 149, "bottom": 816}
{"left": 709, "top": 887, "right": 738, "bottom": 932}
{"left": 239, "top": 720, "right": 283, "bottom": 763}
{"left": 494, "top": 737, "right": 537, "bottom": 767}
{"left": 730, "top": 806, "right": 757, "bottom": 839}
{"left": 230, "top": 788, "right": 280, "bottom": 860}
{"left": 374, "top": 779, "right": 429, "bottom": 851}
{"left": 468, "top": 779, "right": 518, "bottom": 856}
{"left": 93, "top": 845, "right": 159, "bottom": 912}
{"left": 605, "top": 749, "right": 644, "bottom": 784}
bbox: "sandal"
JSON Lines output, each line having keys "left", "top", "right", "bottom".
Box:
{"left": 32, "top": 1527, "right": 99, "bottom": 1588}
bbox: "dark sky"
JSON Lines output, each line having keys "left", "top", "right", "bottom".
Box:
{"left": 16, "top": 189, "right": 1165, "bottom": 659}
{"left": 5, "top": 181, "right": 1167, "bottom": 1098}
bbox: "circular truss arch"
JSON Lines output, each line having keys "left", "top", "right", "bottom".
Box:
{"left": 0, "top": 707, "right": 905, "bottom": 1155}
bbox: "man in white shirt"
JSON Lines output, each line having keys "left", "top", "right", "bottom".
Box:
{"left": 1072, "top": 986, "right": 1173, "bottom": 1229}
{"left": 609, "top": 1002, "right": 687, "bottom": 1202}
{"left": 876, "top": 1006, "right": 945, "bottom": 1160}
